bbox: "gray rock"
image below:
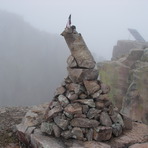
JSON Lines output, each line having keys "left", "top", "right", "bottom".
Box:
{"left": 87, "top": 108, "right": 101, "bottom": 119}
{"left": 53, "top": 124, "right": 61, "bottom": 137}
{"left": 54, "top": 116, "right": 69, "bottom": 130}
{"left": 71, "top": 127, "right": 84, "bottom": 140}
{"left": 79, "top": 93, "right": 87, "bottom": 99}
{"left": 64, "top": 103, "right": 82, "bottom": 114}
{"left": 54, "top": 86, "right": 66, "bottom": 96}
{"left": 74, "top": 114, "right": 86, "bottom": 118}
{"left": 68, "top": 68, "right": 98, "bottom": 83}
{"left": 63, "top": 111, "right": 73, "bottom": 119}
{"left": 41, "top": 122, "right": 54, "bottom": 135}
{"left": 67, "top": 55, "right": 77, "bottom": 67}
{"left": 100, "top": 112, "right": 112, "bottom": 126}
{"left": 74, "top": 99, "right": 95, "bottom": 108}
{"left": 101, "top": 83, "right": 110, "bottom": 94}
{"left": 84, "top": 80, "right": 100, "bottom": 95}
{"left": 61, "top": 130, "right": 72, "bottom": 139}
{"left": 96, "top": 94, "right": 110, "bottom": 101}
{"left": 112, "top": 123, "right": 122, "bottom": 137}
{"left": 70, "top": 118, "right": 99, "bottom": 128}
{"left": 86, "top": 128, "right": 93, "bottom": 141}
{"left": 82, "top": 105, "right": 89, "bottom": 114}
{"left": 61, "top": 29, "right": 96, "bottom": 69}
{"left": 66, "top": 91, "right": 78, "bottom": 100}
{"left": 67, "top": 83, "right": 81, "bottom": 94}
{"left": 58, "top": 95, "right": 69, "bottom": 107}
{"left": 91, "top": 90, "right": 102, "bottom": 98}
{"left": 46, "top": 105, "right": 62, "bottom": 120}
{"left": 95, "top": 101, "right": 105, "bottom": 109}
{"left": 120, "top": 113, "right": 132, "bottom": 130}
{"left": 94, "top": 126, "right": 112, "bottom": 141}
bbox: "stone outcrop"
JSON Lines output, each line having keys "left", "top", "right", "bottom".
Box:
{"left": 112, "top": 40, "right": 148, "bottom": 60}
{"left": 98, "top": 43, "right": 148, "bottom": 124}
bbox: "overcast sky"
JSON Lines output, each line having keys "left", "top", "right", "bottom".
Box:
{"left": 0, "top": 0, "right": 148, "bottom": 60}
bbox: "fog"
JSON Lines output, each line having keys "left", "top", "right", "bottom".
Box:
{"left": 0, "top": 0, "right": 148, "bottom": 106}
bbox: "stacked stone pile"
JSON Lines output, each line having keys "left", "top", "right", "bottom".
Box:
{"left": 41, "top": 27, "right": 132, "bottom": 141}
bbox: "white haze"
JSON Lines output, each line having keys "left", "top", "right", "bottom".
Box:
{"left": 0, "top": 0, "right": 148, "bottom": 59}
{"left": 0, "top": 0, "right": 148, "bottom": 106}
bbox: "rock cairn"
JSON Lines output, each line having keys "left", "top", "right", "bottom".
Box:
{"left": 41, "top": 27, "right": 132, "bottom": 141}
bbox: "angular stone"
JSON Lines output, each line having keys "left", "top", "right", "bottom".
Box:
{"left": 101, "top": 83, "right": 110, "bottom": 94}
{"left": 66, "top": 91, "right": 78, "bottom": 100}
{"left": 96, "top": 94, "right": 110, "bottom": 101}
{"left": 65, "top": 77, "right": 72, "bottom": 84}
{"left": 100, "top": 112, "right": 112, "bottom": 126}
{"left": 79, "top": 93, "right": 87, "bottom": 99}
{"left": 53, "top": 124, "right": 61, "bottom": 137}
{"left": 54, "top": 86, "right": 66, "bottom": 96}
{"left": 64, "top": 103, "right": 82, "bottom": 114}
{"left": 68, "top": 68, "right": 98, "bottom": 83}
{"left": 129, "top": 143, "right": 148, "bottom": 148}
{"left": 48, "top": 101, "right": 60, "bottom": 109}
{"left": 41, "top": 122, "right": 54, "bottom": 135}
{"left": 74, "top": 114, "right": 86, "bottom": 118}
{"left": 86, "top": 128, "right": 94, "bottom": 141}
{"left": 46, "top": 105, "right": 62, "bottom": 120}
{"left": 94, "top": 126, "right": 112, "bottom": 141}
{"left": 111, "top": 113, "right": 124, "bottom": 127}
{"left": 82, "top": 105, "right": 89, "bottom": 114}
{"left": 91, "top": 90, "right": 102, "bottom": 98}
{"left": 84, "top": 80, "right": 100, "bottom": 95}
{"left": 54, "top": 116, "right": 69, "bottom": 130}
{"left": 74, "top": 99, "right": 95, "bottom": 108}
{"left": 67, "top": 55, "right": 77, "bottom": 67}
{"left": 84, "top": 141, "right": 111, "bottom": 148}
{"left": 61, "top": 130, "right": 72, "bottom": 139}
{"left": 70, "top": 118, "right": 99, "bottom": 128}
{"left": 87, "top": 108, "right": 101, "bottom": 119}
{"left": 95, "top": 101, "right": 105, "bottom": 109}
{"left": 120, "top": 113, "right": 132, "bottom": 130}
{"left": 58, "top": 95, "right": 69, "bottom": 107}
{"left": 63, "top": 111, "right": 73, "bottom": 119}
{"left": 112, "top": 123, "right": 122, "bottom": 137}
{"left": 71, "top": 127, "right": 84, "bottom": 140}
{"left": 67, "top": 83, "right": 81, "bottom": 94}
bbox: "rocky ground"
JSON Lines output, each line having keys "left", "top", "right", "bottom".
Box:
{"left": 0, "top": 106, "right": 30, "bottom": 148}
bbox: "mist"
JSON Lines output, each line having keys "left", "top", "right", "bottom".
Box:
{"left": 0, "top": 0, "right": 148, "bottom": 106}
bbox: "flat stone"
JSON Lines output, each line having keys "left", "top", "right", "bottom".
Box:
{"left": 93, "top": 126, "right": 112, "bottom": 141}
{"left": 83, "top": 80, "right": 100, "bottom": 95}
{"left": 54, "top": 86, "right": 66, "bottom": 96}
{"left": 64, "top": 103, "right": 82, "bottom": 114}
{"left": 67, "top": 83, "right": 80, "bottom": 94}
{"left": 54, "top": 116, "right": 69, "bottom": 130}
{"left": 66, "top": 91, "right": 78, "bottom": 100}
{"left": 70, "top": 118, "right": 99, "bottom": 128}
{"left": 67, "top": 55, "right": 77, "bottom": 68}
{"left": 100, "top": 112, "right": 112, "bottom": 126}
{"left": 84, "top": 141, "right": 111, "bottom": 148}
{"left": 74, "top": 99, "right": 95, "bottom": 108}
{"left": 63, "top": 111, "right": 73, "bottom": 119}
{"left": 61, "top": 130, "right": 72, "bottom": 139}
{"left": 58, "top": 95, "right": 69, "bottom": 107}
{"left": 101, "top": 83, "right": 110, "bottom": 94}
{"left": 86, "top": 128, "right": 93, "bottom": 141}
{"left": 87, "top": 108, "right": 101, "bottom": 119}
{"left": 129, "top": 143, "right": 148, "bottom": 148}
{"left": 112, "top": 123, "right": 122, "bottom": 137}
{"left": 74, "top": 114, "right": 86, "bottom": 118}
{"left": 41, "top": 122, "right": 54, "bottom": 135}
{"left": 79, "top": 93, "right": 87, "bottom": 99}
{"left": 71, "top": 127, "right": 84, "bottom": 140}
{"left": 96, "top": 94, "right": 110, "bottom": 101}
{"left": 68, "top": 68, "right": 98, "bottom": 83}
{"left": 46, "top": 105, "right": 62, "bottom": 120}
